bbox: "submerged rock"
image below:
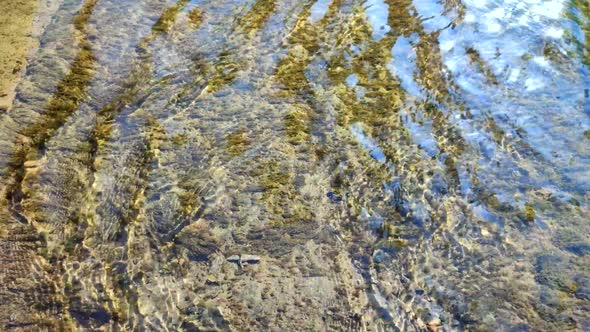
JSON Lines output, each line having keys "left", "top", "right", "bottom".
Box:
{"left": 241, "top": 254, "right": 261, "bottom": 264}
{"left": 226, "top": 254, "right": 261, "bottom": 267}
{"left": 206, "top": 274, "right": 220, "bottom": 285}
{"left": 226, "top": 255, "right": 240, "bottom": 263}
{"left": 427, "top": 317, "right": 442, "bottom": 332}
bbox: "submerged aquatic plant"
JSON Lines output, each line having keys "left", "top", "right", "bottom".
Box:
{"left": 2, "top": 0, "right": 590, "bottom": 330}
{"left": 283, "top": 106, "right": 311, "bottom": 144}
{"left": 152, "top": 0, "right": 190, "bottom": 32}
{"left": 225, "top": 129, "right": 250, "bottom": 156}
{"left": 236, "top": 0, "right": 277, "bottom": 36}
{"left": 187, "top": 8, "right": 204, "bottom": 28}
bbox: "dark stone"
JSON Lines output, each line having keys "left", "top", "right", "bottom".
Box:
{"left": 430, "top": 173, "right": 449, "bottom": 196}
{"left": 327, "top": 191, "right": 342, "bottom": 203}
{"left": 574, "top": 276, "right": 590, "bottom": 300}
{"left": 90, "top": 308, "right": 111, "bottom": 326}
{"left": 564, "top": 243, "right": 590, "bottom": 257}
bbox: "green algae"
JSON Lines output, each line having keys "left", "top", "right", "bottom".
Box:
{"left": 226, "top": 129, "right": 250, "bottom": 156}
{"left": 206, "top": 51, "right": 241, "bottom": 93}
{"left": 237, "top": 0, "right": 277, "bottom": 36}
{"left": 466, "top": 47, "right": 498, "bottom": 85}
{"left": 524, "top": 203, "right": 536, "bottom": 222}
{"left": 201, "top": 0, "right": 283, "bottom": 95}
{"left": 152, "top": 0, "right": 190, "bottom": 32}
{"left": 171, "top": 133, "right": 189, "bottom": 146}
{"left": 187, "top": 8, "right": 204, "bottom": 28}
{"left": 566, "top": 0, "right": 590, "bottom": 65}
{"left": 415, "top": 34, "right": 455, "bottom": 100}
{"left": 275, "top": 46, "right": 312, "bottom": 94}
{"left": 90, "top": 0, "right": 190, "bottom": 154}
{"left": 72, "top": 0, "right": 99, "bottom": 31}
{"left": 173, "top": 177, "right": 208, "bottom": 239}
{"left": 28, "top": 44, "right": 95, "bottom": 144}
{"left": 482, "top": 193, "right": 514, "bottom": 213}
{"left": 64, "top": 232, "right": 84, "bottom": 254}
{"left": 6, "top": 0, "right": 99, "bottom": 229}
{"left": 284, "top": 106, "right": 311, "bottom": 144}
{"left": 247, "top": 158, "right": 314, "bottom": 223}
{"left": 378, "top": 222, "right": 396, "bottom": 239}
{"left": 543, "top": 42, "right": 568, "bottom": 64}
{"left": 273, "top": 4, "right": 322, "bottom": 95}
{"left": 251, "top": 160, "right": 290, "bottom": 192}
{"left": 485, "top": 117, "right": 507, "bottom": 144}
{"left": 22, "top": 1, "right": 97, "bottom": 146}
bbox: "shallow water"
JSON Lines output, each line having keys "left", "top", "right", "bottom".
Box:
{"left": 0, "top": 0, "right": 589, "bottom": 330}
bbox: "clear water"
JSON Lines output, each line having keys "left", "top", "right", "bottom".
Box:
{"left": 0, "top": 0, "right": 589, "bottom": 330}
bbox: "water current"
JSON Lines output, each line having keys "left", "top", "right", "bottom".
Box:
{"left": 0, "top": 0, "right": 590, "bottom": 330}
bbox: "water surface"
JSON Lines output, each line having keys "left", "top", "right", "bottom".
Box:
{"left": 0, "top": 0, "right": 589, "bottom": 330}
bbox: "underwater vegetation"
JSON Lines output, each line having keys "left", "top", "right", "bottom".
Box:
{"left": 0, "top": 0, "right": 590, "bottom": 330}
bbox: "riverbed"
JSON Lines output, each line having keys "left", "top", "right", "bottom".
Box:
{"left": 0, "top": 0, "right": 589, "bottom": 330}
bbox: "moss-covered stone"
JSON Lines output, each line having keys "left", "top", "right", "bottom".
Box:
{"left": 524, "top": 203, "right": 536, "bottom": 222}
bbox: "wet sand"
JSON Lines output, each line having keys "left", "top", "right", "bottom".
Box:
{"left": 0, "top": 0, "right": 38, "bottom": 110}
{"left": 0, "top": 0, "right": 58, "bottom": 111}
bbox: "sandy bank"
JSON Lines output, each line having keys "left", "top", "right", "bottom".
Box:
{"left": 0, "top": 0, "right": 60, "bottom": 111}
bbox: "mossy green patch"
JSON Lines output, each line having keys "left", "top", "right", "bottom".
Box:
{"left": 12, "top": 0, "right": 98, "bottom": 166}
{"left": 226, "top": 129, "right": 250, "bottom": 156}
{"left": 64, "top": 232, "right": 84, "bottom": 254}
{"left": 206, "top": 51, "right": 240, "bottom": 93}
{"left": 237, "top": 0, "right": 277, "bottom": 36}
{"left": 543, "top": 42, "right": 566, "bottom": 64}
{"left": 250, "top": 161, "right": 290, "bottom": 192}
{"left": 378, "top": 222, "right": 396, "bottom": 239}
{"left": 248, "top": 159, "right": 313, "bottom": 223}
{"left": 177, "top": 185, "right": 203, "bottom": 217}
{"left": 524, "top": 203, "right": 535, "bottom": 222}
{"left": 171, "top": 133, "right": 188, "bottom": 146}
{"left": 284, "top": 106, "right": 311, "bottom": 145}
{"left": 275, "top": 45, "right": 311, "bottom": 94}
{"left": 152, "top": 0, "right": 190, "bottom": 32}
{"left": 187, "top": 8, "right": 204, "bottom": 28}
{"left": 73, "top": 0, "right": 100, "bottom": 31}
{"left": 521, "top": 53, "right": 534, "bottom": 61}
{"left": 466, "top": 47, "right": 498, "bottom": 85}
{"left": 485, "top": 118, "right": 506, "bottom": 144}
{"left": 91, "top": 57, "right": 152, "bottom": 151}
{"left": 566, "top": 0, "right": 590, "bottom": 66}
{"left": 274, "top": 6, "right": 320, "bottom": 94}
{"left": 27, "top": 44, "right": 95, "bottom": 144}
